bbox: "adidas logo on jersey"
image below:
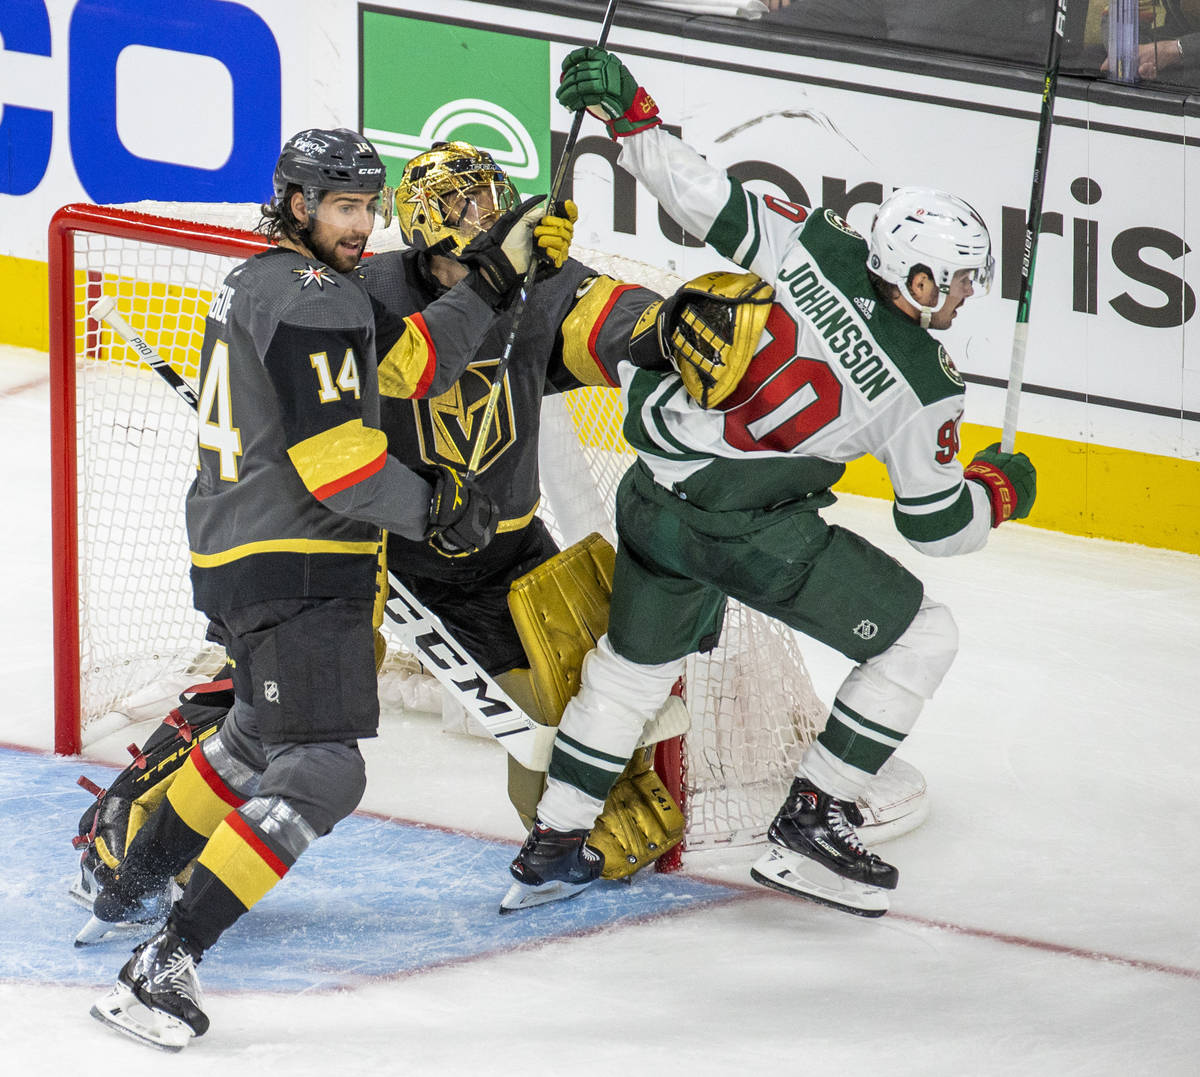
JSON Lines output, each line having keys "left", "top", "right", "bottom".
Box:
{"left": 853, "top": 296, "right": 876, "bottom": 319}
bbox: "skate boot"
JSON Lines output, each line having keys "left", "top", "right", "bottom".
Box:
{"left": 751, "top": 777, "right": 898, "bottom": 917}
{"left": 499, "top": 821, "right": 604, "bottom": 913}
{"left": 90, "top": 924, "right": 208, "bottom": 1051}
{"left": 75, "top": 860, "right": 176, "bottom": 947}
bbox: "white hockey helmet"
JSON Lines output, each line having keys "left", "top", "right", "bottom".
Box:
{"left": 867, "top": 187, "right": 994, "bottom": 315}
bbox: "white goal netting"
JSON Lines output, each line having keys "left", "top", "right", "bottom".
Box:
{"left": 52, "top": 202, "right": 829, "bottom": 850}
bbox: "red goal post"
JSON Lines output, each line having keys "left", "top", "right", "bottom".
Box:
{"left": 50, "top": 204, "right": 267, "bottom": 756}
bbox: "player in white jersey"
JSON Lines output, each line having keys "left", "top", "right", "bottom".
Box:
{"left": 500, "top": 47, "right": 1037, "bottom": 917}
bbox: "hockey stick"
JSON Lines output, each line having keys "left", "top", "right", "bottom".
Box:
{"left": 464, "top": 0, "right": 621, "bottom": 478}
{"left": 93, "top": 297, "right": 685, "bottom": 770}
{"left": 383, "top": 573, "right": 556, "bottom": 769}
{"left": 89, "top": 296, "right": 199, "bottom": 409}
{"left": 383, "top": 571, "right": 689, "bottom": 770}
{"left": 1001, "top": 0, "right": 1068, "bottom": 454}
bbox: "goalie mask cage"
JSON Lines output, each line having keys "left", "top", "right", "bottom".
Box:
{"left": 49, "top": 201, "right": 830, "bottom": 855}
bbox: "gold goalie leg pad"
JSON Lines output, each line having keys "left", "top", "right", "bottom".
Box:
{"left": 508, "top": 534, "right": 685, "bottom": 877}
{"left": 589, "top": 746, "right": 684, "bottom": 880}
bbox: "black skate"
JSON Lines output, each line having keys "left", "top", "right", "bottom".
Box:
{"left": 75, "top": 860, "right": 176, "bottom": 947}
{"left": 90, "top": 925, "right": 208, "bottom": 1051}
{"left": 751, "top": 777, "right": 898, "bottom": 917}
{"left": 499, "top": 821, "right": 604, "bottom": 914}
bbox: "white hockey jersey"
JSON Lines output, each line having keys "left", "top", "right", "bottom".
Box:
{"left": 617, "top": 125, "right": 994, "bottom": 557}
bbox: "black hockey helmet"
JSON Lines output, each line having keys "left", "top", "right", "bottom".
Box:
{"left": 272, "top": 128, "right": 387, "bottom": 213}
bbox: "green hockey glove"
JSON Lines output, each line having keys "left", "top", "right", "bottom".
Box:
{"left": 964, "top": 443, "right": 1037, "bottom": 526}
{"left": 556, "top": 47, "right": 662, "bottom": 138}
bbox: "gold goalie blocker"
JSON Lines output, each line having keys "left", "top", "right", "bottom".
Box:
{"left": 504, "top": 532, "right": 686, "bottom": 879}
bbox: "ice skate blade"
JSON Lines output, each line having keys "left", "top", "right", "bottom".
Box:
{"left": 68, "top": 870, "right": 99, "bottom": 910}
{"left": 498, "top": 877, "right": 593, "bottom": 914}
{"left": 750, "top": 845, "right": 890, "bottom": 918}
{"left": 75, "top": 913, "right": 158, "bottom": 947}
{"left": 90, "top": 983, "right": 193, "bottom": 1052}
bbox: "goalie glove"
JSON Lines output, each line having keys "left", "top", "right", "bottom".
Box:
{"left": 425, "top": 464, "right": 499, "bottom": 557}
{"left": 964, "top": 443, "right": 1037, "bottom": 526}
{"left": 556, "top": 47, "right": 662, "bottom": 139}
{"left": 456, "top": 195, "right": 547, "bottom": 309}
{"left": 533, "top": 199, "right": 578, "bottom": 274}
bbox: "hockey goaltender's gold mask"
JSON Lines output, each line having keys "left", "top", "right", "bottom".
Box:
{"left": 393, "top": 141, "right": 518, "bottom": 254}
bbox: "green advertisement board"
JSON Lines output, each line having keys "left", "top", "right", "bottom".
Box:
{"left": 360, "top": 9, "right": 551, "bottom": 194}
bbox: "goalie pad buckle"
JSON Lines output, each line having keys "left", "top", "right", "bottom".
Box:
{"left": 659, "top": 271, "right": 774, "bottom": 408}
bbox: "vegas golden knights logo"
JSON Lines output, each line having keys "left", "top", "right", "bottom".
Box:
{"left": 413, "top": 360, "right": 516, "bottom": 472}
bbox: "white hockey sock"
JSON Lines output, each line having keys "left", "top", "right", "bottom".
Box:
{"left": 537, "top": 777, "right": 607, "bottom": 833}
{"left": 536, "top": 635, "right": 684, "bottom": 832}
{"left": 799, "top": 596, "right": 958, "bottom": 801}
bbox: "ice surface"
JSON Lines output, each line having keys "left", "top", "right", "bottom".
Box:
{"left": 2, "top": 344, "right": 1198, "bottom": 1075}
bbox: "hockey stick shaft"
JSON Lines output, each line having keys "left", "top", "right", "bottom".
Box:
{"left": 89, "top": 295, "right": 200, "bottom": 410}
{"left": 383, "top": 573, "right": 557, "bottom": 769}
{"left": 464, "top": 0, "right": 620, "bottom": 478}
{"left": 1001, "top": 0, "right": 1067, "bottom": 454}
{"left": 385, "top": 571, "right": 687, "bottom": 768}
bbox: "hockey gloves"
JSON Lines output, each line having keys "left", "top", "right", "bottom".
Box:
{"left": 426, "top": 464, "right": 500, "bottom": 557}
{"left": 556, "top": 47, "right": 662, "bottom": 139}
{"left": 964, "top": 443, "right": 1037, "bottom": 526}
{"left": 457, "top": 195, "right": 547, "bottom": 309}
{"left": 533, "top": 199, "right": 578, "bottom": 273}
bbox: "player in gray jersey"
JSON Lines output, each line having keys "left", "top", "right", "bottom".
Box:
{"left": 87, "top": 127, "right": 544, "bottom": 1051}
{"left": 500, "top": 49, "right": 1037, "bottom": 917}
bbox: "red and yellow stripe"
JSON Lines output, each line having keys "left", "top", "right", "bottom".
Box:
{"left": 379, "top": 312, "right": 437, "bottom": 399}
{"left": 165, "top": 745, "right": 245, "bottom": 839}
{"left": 288, "top": 419, "right": 388, "bottom": 500}
{"left": 561, "top": 277, "right": 639, "bottom": 388}
{"left": 195, "top": 810, "right": 289, "bottom": 911}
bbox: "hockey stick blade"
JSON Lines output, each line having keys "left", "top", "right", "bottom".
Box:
{"left": 385, "top": 575, "right": 692, "bottom": 771}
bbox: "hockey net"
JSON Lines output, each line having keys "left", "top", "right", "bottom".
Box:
{"left": 49, "top": 202, "right": 917, "bottom": 855}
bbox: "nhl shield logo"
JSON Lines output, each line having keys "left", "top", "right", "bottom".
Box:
{"left": 853, "top": 619, "right": 878, "bottom": 641}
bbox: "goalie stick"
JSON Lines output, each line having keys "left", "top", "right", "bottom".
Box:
{"left": 1001, "top": 0, "right": 1068, "bottom": 453}
{"left": 87, "top": 297, "right": 688, "bottom": 771}
{"left": 464, "top": 0, "right": 621, "bottom": 478}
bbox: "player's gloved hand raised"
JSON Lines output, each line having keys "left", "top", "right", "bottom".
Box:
{"left": 426, "top": 464, "right": 499, "bottom": 557}
{"left": 457, "top": 195, "right": 546, "bottom": 309}
{"left": 533, "top": 199, "right": 578, "bottom": 275}
{"left": 964, "top": 443, "right": 1036, "bottom": 526}
{"left": 556, "top": 47, "right": 662, "bottom": 139}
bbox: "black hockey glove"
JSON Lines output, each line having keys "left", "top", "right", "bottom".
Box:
{"left": 456, "top": 195, "right": 547, "bottom": 310}
{"left": 425, "top": 464, "right": 500, "bottom": 557}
